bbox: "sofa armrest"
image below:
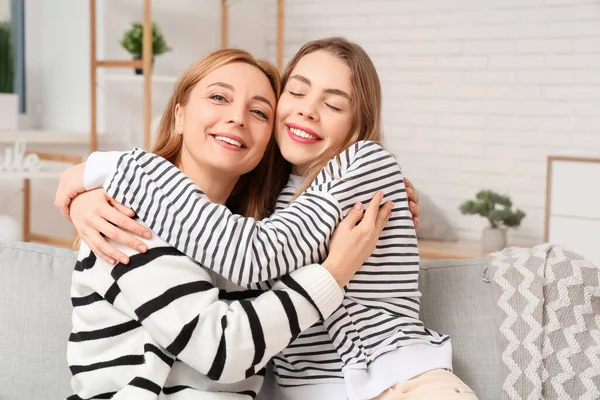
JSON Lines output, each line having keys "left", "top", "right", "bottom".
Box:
{"left": 0, "top": 241, "right": 76, "bottom": 399}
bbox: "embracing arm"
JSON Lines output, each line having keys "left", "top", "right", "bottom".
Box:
{"left": 55, "top": 150, "right": 421, "bottom": 269}
{"left": 70, "top": 192, "right": 388, "bottom": 385}
{"left": 100, "top": 149, "right": 342, "bottom": 286}
{"left": 90, "top": 233, "right": 344, "bottom": 384}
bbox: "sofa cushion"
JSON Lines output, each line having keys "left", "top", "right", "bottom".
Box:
{"left": 416, "top": 193, "right": 458, "bottom": 242}
{"left": 419, "top": 257, "right": 500, "bottom": 400}
{"left": 0, "top": 241, "right": 76, "bottom": 400}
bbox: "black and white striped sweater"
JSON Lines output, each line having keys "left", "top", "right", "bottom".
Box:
{"left": 88, "top": 140, "right": 452, "bottom": 400}
{"left": 68, "top": 230, "right": 343, "bottom": 399}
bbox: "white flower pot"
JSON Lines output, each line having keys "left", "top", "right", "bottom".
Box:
{"left": 0, "top": 93, "right": 18, "bottom": 131}
{"left": 482, "top": 227, "right": 506, "bottom": 254}
{"left": 0, "top": 215, "right": 22, "bottom": 242}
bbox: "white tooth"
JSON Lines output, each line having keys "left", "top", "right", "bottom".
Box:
{"left": 214, "top": 136, "right": 242, "bottom": 148}
{"left": 290, "top": 127, "right": 318, "bottom": 140}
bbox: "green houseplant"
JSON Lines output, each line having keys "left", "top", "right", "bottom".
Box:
{"left": 120, "top": 22, "right": 171, "bottom": 74}
{"left": 459, "top": 190, "right": 526, "bottom": 253}
{"left": 0, "top": 21, "right": 14, "bottom": 93}
{"left": 0, "top": 21, "right": 18, "bottom": 132}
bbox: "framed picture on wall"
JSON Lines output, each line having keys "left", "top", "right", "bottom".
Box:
{"left": 545, "top": 156, "right": 600, "bottom": 265}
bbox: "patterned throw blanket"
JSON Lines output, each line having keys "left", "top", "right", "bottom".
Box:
{"left": 487, "top": 244, "right": 600, "bottom": 399}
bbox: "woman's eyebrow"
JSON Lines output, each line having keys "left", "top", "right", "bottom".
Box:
{"left": 253, "top": 95, "right": 274, "bottom": 111}
{"left": 290, "top": 74, "right": 311, "bottom": 86}
{"left": 289, "top": 74, "right": 351, "bottom": 100}
{"left": 324, "top": 88, "right": 351, "bottom": 100}
{"left": 207, "top": 82, "right": 234, "bottom": 90}
{"left": 207, "top": 82, "right": 273, "bottom": 110}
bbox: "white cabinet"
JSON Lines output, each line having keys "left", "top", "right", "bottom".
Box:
{"left": 545, "top": 156, "right": 600, "bottom": 265}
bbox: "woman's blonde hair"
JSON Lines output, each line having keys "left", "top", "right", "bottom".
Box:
{"left": 281, "top": 37, "right": 383, "bottom": 198}
{"left": 152, "top": 48, "right": 285, "bottom": 219}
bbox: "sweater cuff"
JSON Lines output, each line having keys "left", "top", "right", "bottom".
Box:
{"left": 289, "top": 264, "right": 344, "bottom": 320}
{"left": 84, "top": 151, "right": 124, "bottom": 190}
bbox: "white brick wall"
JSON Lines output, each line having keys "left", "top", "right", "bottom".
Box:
{"left": 265, "top": 0, "right": 600, "bottom": 245}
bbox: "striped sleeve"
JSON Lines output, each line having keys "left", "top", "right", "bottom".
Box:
{"left": 101, "top": 149, "right": 342, "bottom": 287}
{"left": 311, "top": 140, "right": 421, "bottom": 366}
{"left": 312, "top": 141, "right": 420, "bottom": 298}
{"left": 107, "top": 232, "right": 344, "bottom": 384}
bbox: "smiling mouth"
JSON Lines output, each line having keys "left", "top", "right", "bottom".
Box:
{"left": 210, "top": 134, "right": 246, "bottom": 149}
{"left": 287, "top": 126, "right": 321, "bottom": 141}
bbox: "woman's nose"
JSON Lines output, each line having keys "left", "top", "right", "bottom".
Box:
{"left": 226, "top": 104, "right": 246, "bottom": 127}
{"left": 227, "top": 114, "right": 245, "bottom": 126}
{"left": 297, "top": 104, "right": 319, "bottom": 121}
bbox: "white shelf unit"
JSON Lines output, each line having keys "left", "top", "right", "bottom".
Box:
{"left": 0, "top": 130, "right": 120, "bottom": 145}
{"left": 102, "top": 74, "right": 178, "bottom": 84}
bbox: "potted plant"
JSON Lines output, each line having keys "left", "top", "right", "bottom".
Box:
{"left": 120, "top": 22, "right": 171, "bottom": 75}
{"left": 0, "top": 21, "right": 17, "bottom": 131}
{"left": 459, "top": 190, "right": 526, "bottom": 253}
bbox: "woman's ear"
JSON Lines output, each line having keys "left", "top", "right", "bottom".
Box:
{"left": 174, "top": 103, "right": 184, "bottom": 135}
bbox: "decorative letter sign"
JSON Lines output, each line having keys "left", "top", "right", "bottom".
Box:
{"left": 0, "top": 139, "right": 41, "bottom": 172}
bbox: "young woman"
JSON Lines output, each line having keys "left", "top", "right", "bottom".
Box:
{"left": 58, "top": 39, "right": 477, "bottom": 399}
{"left": 65, "top": 48, "right": 392, "bottom": 399}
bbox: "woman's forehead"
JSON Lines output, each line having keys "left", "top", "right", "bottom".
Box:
{"left": 290, "top": 51, "right": 352, "bottom": 94}
{"left": 197, "top": 62, "right": 276, "bottom": 99}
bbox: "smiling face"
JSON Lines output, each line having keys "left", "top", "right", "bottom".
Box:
{"left": 174, "top": 61, "right": 277, "bottom": 181}
{"left": 275, "top": 50, "right": 354, "bottom": 175}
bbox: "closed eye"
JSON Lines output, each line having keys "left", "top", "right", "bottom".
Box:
{"left": 288, "top": 91, "right": 304, "bottom": 97}
{"left": 325, "top": 103, "right": 342, "bottom": 112}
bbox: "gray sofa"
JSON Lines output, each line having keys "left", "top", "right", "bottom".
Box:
{"left": 0, "top": 241, "right": 500, "bottom": 400}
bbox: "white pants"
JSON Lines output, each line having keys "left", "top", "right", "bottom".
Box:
{"left": 371, "top": 369, "right": 478, "bottom": 400}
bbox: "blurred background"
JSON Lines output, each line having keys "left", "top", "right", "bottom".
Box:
{"left": 0, "top": 0, "right": 598, "bottom": 264}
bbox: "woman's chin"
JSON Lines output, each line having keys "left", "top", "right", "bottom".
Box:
{"left": 279, "top": 149, "right": 315, "bottom": 173}
{"left": 278, "top": 136, "right": 321, "bottom": 167}
{"left": 206, "top": 157, "right": 255, "bottom": 177}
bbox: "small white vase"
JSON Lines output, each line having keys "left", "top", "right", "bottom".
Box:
{"left": 0, "top": 215, "right": 22, "bottom": 242}
{"left": 482, "top": 227, "right": 506, "bottom": 254}
{"left": 0, "top": 93, "right": 18, "bottom": 132}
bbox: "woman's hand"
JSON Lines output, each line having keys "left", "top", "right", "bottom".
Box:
{"left": 70, "top": 189, "right": 152, "bottom": 265}
{"left": 54, "top": 162, "right": 88, "bottom": 221}
{"left": 404, "top": 178, "right": 421, "bottom": 229}
{"left": 323, "top": 192, "right": 393, "bottom": 287}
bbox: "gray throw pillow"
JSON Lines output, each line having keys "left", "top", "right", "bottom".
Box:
{"left": 416, "top": 192, "right": 458, "bottom": 242}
